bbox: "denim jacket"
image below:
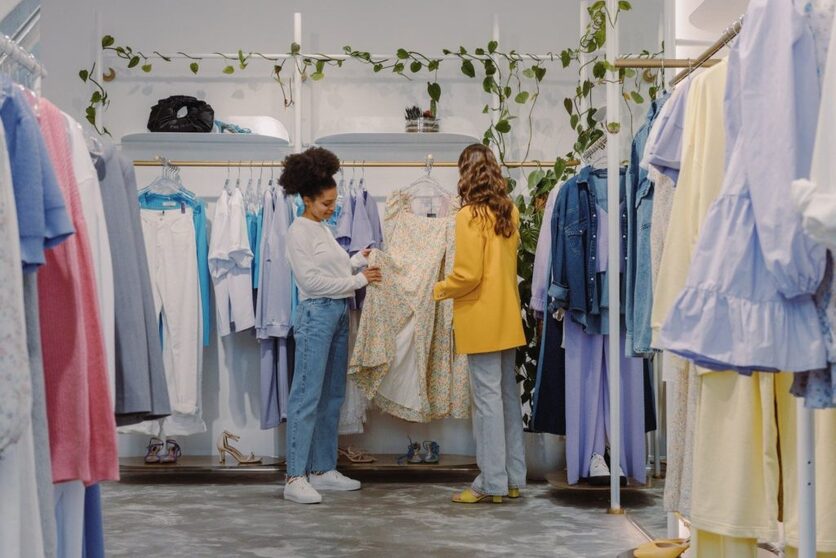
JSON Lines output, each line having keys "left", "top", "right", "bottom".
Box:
{"left": 548, "top": 166, "right": 627, "bottom": 334}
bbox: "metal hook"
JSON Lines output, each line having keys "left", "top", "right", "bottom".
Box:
{"left": 425, "top": 154, "right": 434, "bottom": 176}
{"left": 361, "top": 160, "right": 366, "bottom": 181}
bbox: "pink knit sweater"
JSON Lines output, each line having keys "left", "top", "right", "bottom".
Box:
{"left": 35, "top": 98, "right": 118, "bottom": 484}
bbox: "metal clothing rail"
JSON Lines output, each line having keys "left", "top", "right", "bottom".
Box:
{"left": 670, "top": 16, "right": 743, "bottom": 86}
{"left": 131, "top": 159, "right": 580, "bottom": 169}
{"left": 614, "top": 58, "right": 721, "bottom": 69}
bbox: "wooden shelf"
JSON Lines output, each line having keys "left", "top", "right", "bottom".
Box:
{"left": 121, "top": 132, "right": 292, "bottom": 162}
{"left": 313, "top": 131, "right": 480, "bottom": 162}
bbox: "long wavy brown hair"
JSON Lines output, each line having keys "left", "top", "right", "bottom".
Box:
{"left": 457, "top": 144, "right": 515, "bottom": 238}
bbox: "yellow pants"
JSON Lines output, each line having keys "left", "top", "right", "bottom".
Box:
{"left": 690, "top": 372, "right": 836, "bottom": 552}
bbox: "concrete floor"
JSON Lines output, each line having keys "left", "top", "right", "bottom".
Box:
{"left": 102, "top": 481, "right": 657, "bottom": 557}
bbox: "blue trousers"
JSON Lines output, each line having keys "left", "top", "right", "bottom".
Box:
{"left": 285, "top": 298, "right": 349, "bottom": 477}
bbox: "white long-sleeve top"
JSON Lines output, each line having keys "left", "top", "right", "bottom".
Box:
{"left": 286, "top": 215, "right": 368, "bottom": 301}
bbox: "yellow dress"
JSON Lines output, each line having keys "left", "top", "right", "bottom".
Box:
{"left": 433, "top": 204, "right": 526, "bottom": 355}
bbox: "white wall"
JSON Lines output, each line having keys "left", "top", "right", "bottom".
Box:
{"left": 41, "top": 0, "right": 665, "bottom": 458}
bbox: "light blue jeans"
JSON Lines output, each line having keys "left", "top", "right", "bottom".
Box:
{"left": 467, "top": 349, "right": 527, "bottom": 495}
{"left": 285, "top": 298, "right": 349, "bottom": 477}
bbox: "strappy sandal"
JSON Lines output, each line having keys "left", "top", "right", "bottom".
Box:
{"left": 633, "top": 539, "right": 689, "bottom": 558}
{"left": 217, "top": 430, "right": 262, "bottom": 465}
{"left": 159, "top": 439, "right": 182, "bottom": 464}
{"left": 396, "top": 439, "right": 423, "bottom": 465}
{"left": 144, "top": 437, "right": 164, "bottom": 464}
{"left": 338, "top": 446, "right": 376, "bottom": 464}
{"left": 421, "top": 441, "right": 440, "bottom": 464}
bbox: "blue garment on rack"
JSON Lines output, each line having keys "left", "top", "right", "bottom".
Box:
{"left": 81, "top": 484, "right": 104, "bottom": 558}
{"left": 138, "top": 192, "right": 212, "bottom": 346}
{"left": 247, "top": 209, "right": 264, "bottom": 289}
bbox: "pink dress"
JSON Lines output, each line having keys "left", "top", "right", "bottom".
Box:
{"left": 35, "top": 98, "right": 118, "bottom": 484}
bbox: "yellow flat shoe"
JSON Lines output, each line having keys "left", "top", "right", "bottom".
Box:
{"left": 633, "top": 539, "right": 689, "bottom": 558}
{"left": 451, "top": 488, "right": 502, "bottom": 504}
{"left": 507, "top": 488, "right": 521, "bottom": 499}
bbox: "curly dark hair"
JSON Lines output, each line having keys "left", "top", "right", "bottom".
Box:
{"left": 278, "top": 147, "right": 340, "bottom": 198}
{"left": 457, "top": 144, "right": 515, "bottom": 238}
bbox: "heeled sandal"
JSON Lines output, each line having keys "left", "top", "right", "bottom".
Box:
{"left": 144, "top": 437, "right": 164, "bottom": 464}
{"left": 159, "top": 439, "right": 182, "bottom": 464}
{"left": 217, "top": 430, "right": 262, "bottom": 465}
{"left": 396, "top": 439, "right": 423, "bottom": 465}
{"left": 422, "top": 441, "right": 440, "bottom": 464}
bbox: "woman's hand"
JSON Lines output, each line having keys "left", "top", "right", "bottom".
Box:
{"left": 361, "top": 248, "right": 372, "bottom": 258}
{"left": 362, "top": 265, "right": 382, "bottom": 284}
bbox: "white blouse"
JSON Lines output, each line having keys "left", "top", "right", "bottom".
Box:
{"left": 285, "top": 216, "right": 368, "bottom": 301}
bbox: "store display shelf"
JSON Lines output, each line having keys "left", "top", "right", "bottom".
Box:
{"left": 119, "top": 454, "right": 478, "bottom": 483}
{"left": 313, "top": 131, "right": 480, "bottom": 162}
{"left": 545, "top": 471, "right": 654, "bottom": 492}
{"left": 121, "top": 132, "right": 292, "bottom": 162}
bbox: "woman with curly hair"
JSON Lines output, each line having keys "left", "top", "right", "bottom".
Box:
{"left": 280, "top": 147, "right": 382, "bottom": 504}
{"left": 434, "top": 143, "right": 527, "bottom": 504}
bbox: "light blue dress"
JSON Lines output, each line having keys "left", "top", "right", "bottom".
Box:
{"left": 659, "top": 0, "right": 827, "bottom": 373}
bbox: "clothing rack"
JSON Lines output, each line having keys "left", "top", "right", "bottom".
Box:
{"left": 131, "top": 159, "right": 580, "bottom": 169}
{"left": 0, "top": 32, "right": 47, "bottom": 78}
{"left": 608, "top": 10, "right": 818, "bottom": 557}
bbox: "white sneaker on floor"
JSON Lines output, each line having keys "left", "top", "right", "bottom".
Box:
{"left": 588, "top": 453, "right": 610, "bottom": 485}
{"left": 309, "top": 470, "right": 362, "bottom": 492}
{"left": 283, "top": 477, "right": 322, "bottom": 504}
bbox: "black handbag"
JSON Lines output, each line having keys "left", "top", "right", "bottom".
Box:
{"left": 147, "top": 95, "right": 214, "bottom": 133}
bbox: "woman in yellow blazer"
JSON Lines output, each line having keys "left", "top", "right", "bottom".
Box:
{"left": 434, "top": 143, "right": 527, "bottom": 504}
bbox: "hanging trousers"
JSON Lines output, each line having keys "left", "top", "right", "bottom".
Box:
{"left": 564, "top": 318, "right": 646, "bottom": 485}
{"left": 54, "top": 481, "right": 85, "bottom": 558}
{"left": 467, "top": 349, "right": 527, "bottom": 496}
{"left": 140, "top": 208, "right": 200, "bottom": 417}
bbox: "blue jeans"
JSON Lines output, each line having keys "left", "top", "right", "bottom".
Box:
{"left": 467, "top": 349, "right": 527, "bottom": 495}
{"left": 285, "top": 298, "right": 349, "bottom": 477}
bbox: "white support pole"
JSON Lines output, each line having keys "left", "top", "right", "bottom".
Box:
{"left": 606, "top": 0, "right": 622, "bottom": 514}
{"left": 293, "top": 12, "right": 303, "bottom": 153}
{"left": 663, "top": 0, "right": 679, "bottom": 538}
{"left": 491, "top": 13, "right": 500, "bottom": 158}
{"left": 579, "top": 0, "right": 590, "bottom": 115}
{"left": 94, "top": 8, "right": 103, "bottom": 132}
{"left": 797, "top": 401, "right": 816, "bottom": 558}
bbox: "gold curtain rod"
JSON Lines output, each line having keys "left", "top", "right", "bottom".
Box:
{"left": 614, "top": 58, "right": 721, "bottom": 69}
{"left": 132, "top": 159, "right": 579, "bottom": 169}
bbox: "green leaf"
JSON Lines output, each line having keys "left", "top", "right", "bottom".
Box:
{"left": 316, "top": 60, "right": 325, "bottom": 73}
{"left": 514, "top": 91, "right": 530, "bottom": 104}
{"left": 495, "top": 119, "right": 511, "bottom": 133}
{"left": 560, "top": 50, "right": 572, "bottom": 68}
{"left": 482, "top": 104, "right": 490, "bottom": 114}
{"left": 488, "top": 40, "right": 498, "bottom": 53}
{"left": 553, "top": 158, "right": 567, "bottom": 179}
{"left": 128, "top": 56, "right": 140, "bottom": 68}
{"left": 630, "top": 91, "right": 644, "bottom": 103}
{"left": 594, "top": 28, "right": 606, "bottom": 48}
{"left": 484, "top": 59, "right": 496, "bottom": 76}
{"left": 427, "top": 81, "right": 441, "bottom": 102}
{"left": 474, "top": 48, "right": 485, "bottom": 55}
{"left": 410, "top": 61, "right": 422, "bottom": 73}
{"left": 428, "top": 60, "right": 440, "bottom": 72}
{"left": 91, "top": 91, "right": 102, "bottom": 103}
{"left": 141, "top": 63, "right": 152, "bottom": 73}
{"left": 461, "top": 59, "right": 476, "bottom": 78}
{"left": 311, "top": 72, "right": 325, "bottom": 81}
{"left": 79, "top": 69, "right": 89, "bottom": 82}
{"left": 624, "top": 68, "right": 636, "bottom": 78}
{"left": 593, "top": 61, "right": 607, "bottom": 79}
{"left": 618, "top": 1, "right": 632, "bottom": 10}
{"left": 459, "top": 46, "right": 468, "bottom": 55}
{"left": 373, "top": 64, "right": 383, "bottom": 72}
{"left": 563, "top": 97, "right": 573, "bottom": 115}
{"left": 393, "top": 62, "right": 405, "bottom": 73}
{"left": 503, "top": 86, "right": 512, "bottom": 99}
{"left": 396, "top": 48, "right": 409, "bottom": 59}
{"left": 442, "top": 48, "right": 452, "bottom": 55}
{"left": 190, "top": 62, "right": 199, "bottom": 74}
{"left": 483, "top": 76, "right": 495, "bottom": 93}
{"left": 582, "top": 80, "right": 593, "bottom": 97}
{"left": 222, "top": 65, "right": 234, "bottom": 74}
{"left": 290, "top": 42, "right": 301, "bottom": 55}
{"left": 522, "top": 68, "right": 535, "bottom": 79}
{"left": 101, "top": 35, "right": 115, "bottom": 48}
{"left": 607, "top": 122, "right": 621, "bottom": 134}
{"left": 533, "top": 66, "right": 546, "bottom": 82}
{"left": 570, "top": 114, "right": 579, "bottom": 129}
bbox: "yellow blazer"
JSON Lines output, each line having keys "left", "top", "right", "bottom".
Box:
{"left": 433, "top": 204, "right": 526, "bottom": 355}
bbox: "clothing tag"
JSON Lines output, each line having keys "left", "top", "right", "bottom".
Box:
{"left": 426, "top": 212, "right": 437, "bottom": 218}
{"left": 162, "top": 201, "right": 177, "bottom": 207}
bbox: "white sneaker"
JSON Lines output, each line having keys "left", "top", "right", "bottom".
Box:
{"left": 588, "top": 453, "right": 611, "bottom": 485}
{"left": 309, "top": 470, "right": 362, "bottom": 492}
{"left": 283, "top": 477, "right": 322, "bottom": 504}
